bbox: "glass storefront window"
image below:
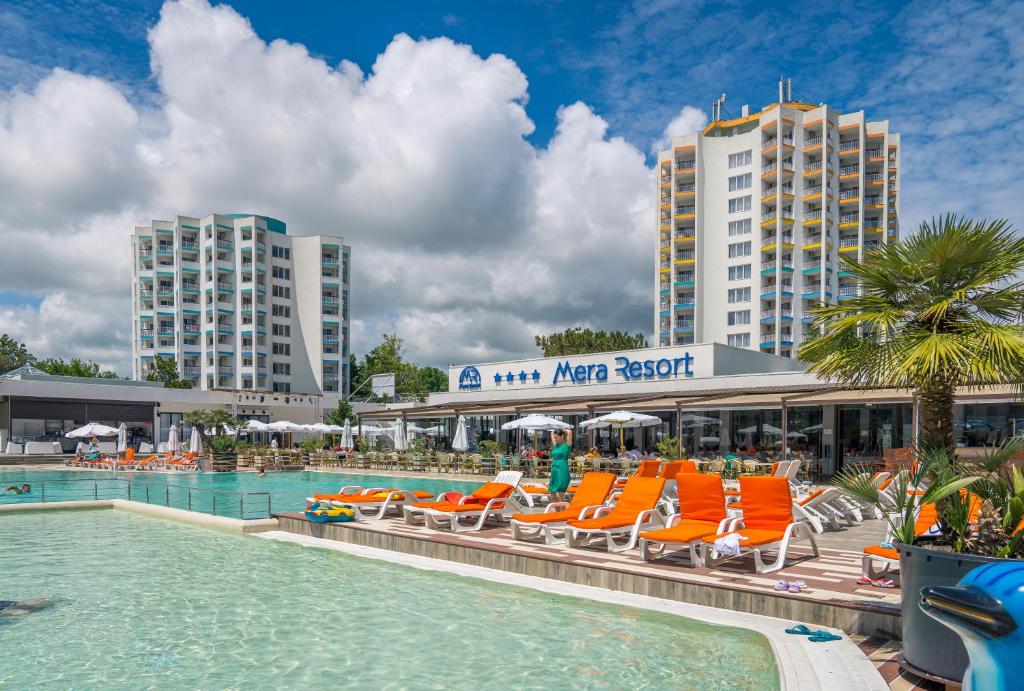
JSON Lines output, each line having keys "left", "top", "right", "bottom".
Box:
{"left": 837, "top": 404, "right": 912, "bottom": 470}
{"left": 954, "top": 403, "right": 1024, "bottom": 448}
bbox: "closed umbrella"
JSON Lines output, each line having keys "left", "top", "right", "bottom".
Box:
{"left": 452, "top": 416, "right": 469, "bottom": 452}
{"left": 340, "top": 420, "right": 353, "bottom": 449}
{"left": 392, "top": 418, "right": 408, "bottom": 452}
{"left": 580, "top": 410, "right": 662, "bottom": 454}
{"left": 66, "top": 423, "right": 120, "bottom": 438}
{"left": 167, "top": 424, "right": 180, "bottom": 453}
{"left": 189, "top": 427, "right": 202, "bottom": 455}
{"left": 116, "top": 423, "right": 128, "bottom": 454}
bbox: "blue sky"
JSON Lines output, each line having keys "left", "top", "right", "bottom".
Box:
{"left": 0, "top": 0, "right": 1022, "bottom": 374}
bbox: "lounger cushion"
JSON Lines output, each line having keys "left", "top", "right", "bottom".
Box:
{"left": 678, "top": 474, "right": 727, "bottom": 523}
{"left": 737, "top": 476, "right": 794, "bottom": 532}
{"left": 863, "top": 544, "right": 900, "bottom": 560}
{"left": 641, "top": 519, "right": 720, "bottom": 543}
{"left": 428, "top": 501, "right": 505, "bottom": 513}
{"left": 659, "top": 461, "right": 684, "bottom": 479}
{"left": 702, "top": 528, "right": 785, "bottom": 547}
{"left": 512, "top": 509, "right": 577, "bottom": 524}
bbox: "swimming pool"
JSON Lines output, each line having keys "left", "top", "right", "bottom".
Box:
{"left": 0, "top": 509, "right": 779, "bottom": 689}
{"left": 0, "top": 470, "right": 480, "bottom": 518}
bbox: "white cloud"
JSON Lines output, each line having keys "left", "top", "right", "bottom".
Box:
{"left": 0, "top": 0, "right": 657, "bottom": 374}
{"left": 652, "top": 105, "right": 707, "bottom": 152}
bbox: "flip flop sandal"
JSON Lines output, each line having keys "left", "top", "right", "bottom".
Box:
{"left": 791, "top": 580, "right": 807, "bottom": 589}
{"left": 871, "top": 579, "right": 896, "bottom": 589}
{"left": 788, "top": 583, "right": 803, "bottom": 593}
{"left": 784, "top": 624, "right": 813, "bottom": 635}
{"left": 774, "top": 580, "right": 789, "bottom": 591}
{"left": 855, "top": 577, "right": 874, "bottom": 585}
{"left": 808, "top": 632, "right": 843, "bottom": 642}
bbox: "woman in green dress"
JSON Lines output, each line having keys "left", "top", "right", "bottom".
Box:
{"left": 548, "top": 429, "right": 572, "bottom": 500}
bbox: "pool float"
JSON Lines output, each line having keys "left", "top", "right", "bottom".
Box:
{"left": 304, "top": 501, "right": 355, "bottom": 523}
{"left": 921, "top": 560, "right": 1024, "bottom": 691}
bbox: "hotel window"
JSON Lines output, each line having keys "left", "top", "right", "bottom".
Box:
{"left": 728, "top": 150, "right": 752, "bottom": 168}
{"left": 728, "top": 287, "right": 751, "bottom": 303}
{"left": 728, "top": 196, "right": 751, "bottom": 213}
{"left": 271, "top": 304, "right": 291, "bottom": 318}
{"left": 728, "top": 219, "right": 751, "bottom": 236}
{"left": 272, "top": 382, "right": 291, "bottom": 392}
{"left": 728, "top": 241, "right": 751, "bottom": 258}
{"left": 271, "top": 285, "right": 291, "bottom": 299}
{"left": 727, "top": 333, "right": 751, "bottom": 347}
{"left": 272, "top": 342, "right": 291, "bottom": 356}
{"left": 272, "top": 363, "right": 291, "bottom": 375}
{"left": 728, "top": 265, "right": 751, "bottom": 281}
{"left": 271, "top": 324, "right": 291, "bottom": 337}
{"left": 727, "top": 310, "right": 751, "bottom": 326}
{"left": 272, "top": 266, "right": 291, "bottom": 280}
{"left": 728, "top": 173, "right": 751, "bottom": 191}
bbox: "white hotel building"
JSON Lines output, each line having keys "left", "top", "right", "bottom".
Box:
{"left": 130, "top": 213, "right": 351, "bottom": 396}
{"left": 655, "top": 91, "right": 900, "bottom": 357}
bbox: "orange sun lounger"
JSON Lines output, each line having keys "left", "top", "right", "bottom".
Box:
{"left": 310, "top": 486, "right": 437, "bottom": 520}
{"left": 701, "top": 476, "right": 819, "bottom": 574}
{"left": 565, "top": 476, "right": 666, "bottom": 552}
{"left": 509, "top": 472, "right": 616, "bottom": 544}
{"left": 639, "top": 473, "right": 731, "bottom": 564}
{"left": 403, "top": 471, "right": 523, "bottom": 531}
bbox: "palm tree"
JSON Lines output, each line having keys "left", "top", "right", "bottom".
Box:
{"left": 182, "top": 408, "right": 245, "bottom": 453}
{"left": 800, "top": 215, "right": 1024, "bottom": 452}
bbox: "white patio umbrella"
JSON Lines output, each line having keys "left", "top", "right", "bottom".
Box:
{"left": 340, "top": 420, "right": 353, "bottom": 449}
{"left": 422, "top": 425, "right": 443, "bottom": 436}
{"left": 267, "top": 420, "right": 302, "bottom": 432}
{"left": 392, "top": 418, "right": 408, "bottom": 452}
{"left": 580, "top": 410, "right": 662, "bottom": 453}
{"left": 116, "top": 423, "right": 128, "bottom": 454}
{"left": 360, "top": 424, "right": 387, "bottom": 436}
{"left": 167, "top": 424, "right": 180, "bottom": 453}
{"left": 738, "top": 423, "right": 784, "bottom": 435}
{"left": 244, "top": 420, "right": 270, "bottom": 431}
{"left": 502, "top": 414, "right": 571, "bottom": 451}
{"left": 66, "top": 422, "right": 120, "bottom": 438}
{"left": 406, "top": 423, "right": 428, "bottom": 435}
{"left": 305, "top": 422, "right": 333, "bottom": 435}
{"left": 452, "top": 415, "right": 470, "bottom": 452}
{"left": 189, "top": 427, "right": 202, "bottom": 455}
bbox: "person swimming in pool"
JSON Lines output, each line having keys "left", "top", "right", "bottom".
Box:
{"left": 2, "top": 484, "right": 30, "bottom": 495}
{"left": 0, "top": 597, "right": 56, "bottom": 616}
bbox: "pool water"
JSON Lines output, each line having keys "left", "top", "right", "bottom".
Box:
{"left": 0, "top": 510, "right": 779, "bottom": 689}
{"left": 0, "top": 470, "right": 480, "bottom": 518}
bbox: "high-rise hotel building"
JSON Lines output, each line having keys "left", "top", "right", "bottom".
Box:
{"left": 654, "top": 90, "right": 900, "bottom": 357}
{"left": 130, "top": 214, "right": 351, "bottom": 395}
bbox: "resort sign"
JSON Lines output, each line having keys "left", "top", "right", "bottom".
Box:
{"left": 450, "top": 345, "right": 704, "bottom": 393}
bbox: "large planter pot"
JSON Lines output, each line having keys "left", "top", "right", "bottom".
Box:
{"left": 898, "top": 542, "right": 1006, "bottom": 684}
{"left": 210, "top": 452, "right": 237, "bottom": 472}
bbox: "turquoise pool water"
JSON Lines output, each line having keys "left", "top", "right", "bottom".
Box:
{"left": 0, "top": 470, "right": 479, "bottom": 518}
{"left": 0, "top": 510, "right": 779, "bottom": 689}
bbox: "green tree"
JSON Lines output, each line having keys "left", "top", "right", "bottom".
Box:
{"left": 800, "top": 215, "right": 1024, "bottom": 453}
{"left": 354, "top": 334, "right": 449, "bottom": 400}
{"left": 348, "top": 352, "right": 361, "bottom": 390}
{"left": 534, "top": 328, "right": 649, "bottom": 357}
{"left": 35, "top": 357, "right": 119, "bottom": 379}
{"left": 0, "top": 334, "right": 33, "bottom": 374}
{"left": 146, "top": 355, "right": 193, "bottom": 389}
{"left": 324, "top": 399, "right": 356, "bottom": 426}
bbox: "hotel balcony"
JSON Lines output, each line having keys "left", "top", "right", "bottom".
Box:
{"left": 675, "top": 182, "right": 695, "bottom": 195}
{"left": 802, "top": 135, "right": 822, "bottom": 151}
{"left": 760, "top": 261, "right": 794, "bottom": 276}
{"left": 839, "top": 164, "right": 859, "bottom": 179}
{"left": 760, "top": 309, "right": 793, "bottom": 323}
{"left": 838, "top": 287, "right": 860, "bottom": 300}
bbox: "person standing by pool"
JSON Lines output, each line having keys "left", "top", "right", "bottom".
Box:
{"left": 548, "top": 429, "right": 572, "bottom": 501}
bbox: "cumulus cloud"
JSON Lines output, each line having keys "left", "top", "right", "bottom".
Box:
{"left": 652, "top": 105, "right": 707, "bottom": 152}
{"left": 0, "top": 0, "right": 657, "bottom": 374}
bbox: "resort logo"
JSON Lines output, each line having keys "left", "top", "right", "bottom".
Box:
{"left": 551, "top": 353, "right": 695, "bottom": 385}
{"left": 458, "top": 366, "right": 482, "bottom": 390}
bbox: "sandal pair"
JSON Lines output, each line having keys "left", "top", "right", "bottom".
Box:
{"left": 784, "top": 624, "right": 843, "bottom": 642}
{"left": 775, "top": 579, "right": 807, "bottom": 593}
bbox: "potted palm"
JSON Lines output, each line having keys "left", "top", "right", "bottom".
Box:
{"left": 183, "top": 409, "right": 246, "bottom": 472}
{"left": 801, "top": 215, "right": 1024, "bottom": 683}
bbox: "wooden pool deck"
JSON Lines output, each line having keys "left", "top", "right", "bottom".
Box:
{"left": 274, "top": 511, "right": 901, "bottom": 639}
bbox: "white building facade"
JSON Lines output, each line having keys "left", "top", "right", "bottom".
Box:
{"left": 130, "top": 213, "right": 351, "bottom": 395}
{"left": 655, "top": 94, "right": 900, "bottom": 358}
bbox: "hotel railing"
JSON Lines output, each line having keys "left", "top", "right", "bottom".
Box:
{"left": 5, "top": 477, "right": 272, "bottom": 519}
